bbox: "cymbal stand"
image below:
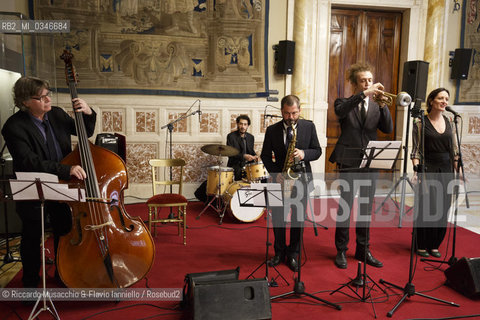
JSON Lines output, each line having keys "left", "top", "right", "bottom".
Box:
{"left": 196, "top": 154, "right": 227, "bottom": 224}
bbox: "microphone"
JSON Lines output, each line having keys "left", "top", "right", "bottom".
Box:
{"left": 264, "top": 114, "right": 282, "bottom": 118}
{"left": 198, "top": 100, "right": 202, "bottom": 123}
{"left": 445, "top": 106, "right": 460, "bottom": 117}
{"left": 263, "top": 105, "right": 267, "bottom": 128}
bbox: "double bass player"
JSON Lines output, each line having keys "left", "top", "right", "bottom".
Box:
{"left": 1, "top": 76, "right": 95, "bottom": 288}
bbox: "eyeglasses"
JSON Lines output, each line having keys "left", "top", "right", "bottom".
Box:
{"left": 31, "top": 91, "right": 52, "bottom": 102}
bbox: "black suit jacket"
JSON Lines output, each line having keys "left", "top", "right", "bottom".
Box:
{"left": 261, "top": 119, "right": 321, "bottom": 175}
{"left": 1, "top": 106, "right": 97, "bottom": 180}
{"left": 226, "top": 130, "right": 256, "bottom": 169}
{"left": 329, "top": 94, "right": 393, "bottom": 167}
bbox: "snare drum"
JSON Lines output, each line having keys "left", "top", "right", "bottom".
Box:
{"left": 243, "top": 162, "right": 269, "bottom": 182}
{"left": 206, "top": 166, "right": 234, "bottom": 196}
{"left": 223, "top": 181, "right": 265, "bottom": 222}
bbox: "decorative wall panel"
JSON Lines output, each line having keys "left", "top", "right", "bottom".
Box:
{"left": 126, "top": 143, "right": 157, "bottom": 184}
{"left": 135, "top": 111, "right": 157, "bottom": 133}
{"left": 102, "top": 110, "right": 124, "bottom": 132}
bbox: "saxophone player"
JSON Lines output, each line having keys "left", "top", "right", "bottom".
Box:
{"left": 261, "top": 95, "right": 322, "bottom": 272}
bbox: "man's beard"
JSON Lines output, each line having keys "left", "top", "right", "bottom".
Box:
{"left": 284, "top": 119, "right": 297, "bottom": 126}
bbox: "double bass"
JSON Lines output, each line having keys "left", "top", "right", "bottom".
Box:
{"left": 56, "top": 50, "right": 155, "bottom": 288}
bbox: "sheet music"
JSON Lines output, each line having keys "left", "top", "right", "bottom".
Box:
{"left": 359, "top": 140, "right": 402, "bottom": 169}
{"left": 249, "top": 183, "right": 283, "bottom": 207}
{"left": 10, "top": 172, "right": 85, "bottom": 202}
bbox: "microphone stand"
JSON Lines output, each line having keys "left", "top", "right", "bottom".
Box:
{"left": 375, "top": 99, "right": 419, "bottom": 226}
{"left": 379, "top": 109, "right": 459, "bottom": 317}
{"left": 0, "top": 143, "right": 21, "bottom": 266}
{"left": 271, "top": 164, "right": 341, "bottom": 311}
{"left": 421, "top": 111, "right": 469, "bottom": 266}
{"left": 161, "top": 100, "right": 201, "bottom": 218}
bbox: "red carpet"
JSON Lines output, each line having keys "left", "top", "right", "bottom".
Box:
{"left": 2, "top": 199, "right": 480, "bottom": 319}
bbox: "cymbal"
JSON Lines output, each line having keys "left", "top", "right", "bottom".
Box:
{"left": 201, "top": 144, "right": 239, "bottom": 157}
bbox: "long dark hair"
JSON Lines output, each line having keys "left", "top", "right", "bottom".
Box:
{"left": 426, "top": 87, "right": 449, "bottom": 113}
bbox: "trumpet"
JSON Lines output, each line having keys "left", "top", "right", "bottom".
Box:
{"left": 373, "top": 91, "right": 412, "bottom": 107}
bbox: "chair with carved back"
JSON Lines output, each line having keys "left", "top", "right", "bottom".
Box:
{"left": 147, "top": 159, "right": 187, "bottom": 245}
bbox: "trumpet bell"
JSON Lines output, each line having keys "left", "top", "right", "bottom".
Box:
{"left": 396, "top": 92, "right": 412, "bottom": 107}
{"left": 374, "top": 91, "right": 412, "bottom": 107}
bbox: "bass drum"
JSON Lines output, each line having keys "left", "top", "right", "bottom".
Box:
{"left": 223, "top": 181, "right": 265, "bottom": 222}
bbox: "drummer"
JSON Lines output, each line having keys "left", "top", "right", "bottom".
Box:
{"left": 226, "top": 115, "right": 259, "bottom": 181}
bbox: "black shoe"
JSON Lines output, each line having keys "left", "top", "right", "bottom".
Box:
{"left": 355, "top": 250, "right": 383, "bottom": 268}
{"left": 287, "top": 257, "right": 299, "bottom": 272}
{"left": 334, "top": 251, "right": 347, "bottom": 269}
{"left": 268, "top": 255, "right": 285, "bottom": 267}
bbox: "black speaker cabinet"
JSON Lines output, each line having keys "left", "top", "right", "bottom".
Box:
{"left": 451, "top": 48, "right": 473, "bottom": 80}
{"left": 445, "top": 257, "right": 480, "bottom": 299}
{"left": 275, "top": 40, "right": 295, "bottom": 74}
{"left": 401, "top": 60, "right": 429, "bottom": 101}
{"left": 95, "top": 133, "right": 126, "bottom": 163}
{"left": 192, "top": 278, "right": 271, "bottom": 320}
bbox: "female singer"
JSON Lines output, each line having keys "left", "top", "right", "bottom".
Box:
{"left": 411, "top": 87, "right": 458, "bottom": 258}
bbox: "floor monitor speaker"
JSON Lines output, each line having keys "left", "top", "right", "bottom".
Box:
{"left": 445, "top": 257, "right": 480, "bottom": 299}
{"left": 192, "top": 278, "right": 271, "bottom": 320}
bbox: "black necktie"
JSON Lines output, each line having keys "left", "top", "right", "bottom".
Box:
{"left": 241, "top": 137, "right": 247, "bottom": 155}
{"left": 42, "top": 120, "right": 58, "bottom": 161}
{"left": 360, "top": 100, "right": 366, "bottom": 123}
{"left": 285, "top": 126, "right": 293, "bottom": 149}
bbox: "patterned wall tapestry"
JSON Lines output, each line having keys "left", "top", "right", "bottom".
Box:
{"left": 33, "top": 0, "right": 269, "bottom": 98}
{"left": 457, "top": 0, "right": 480, "bottom": 104}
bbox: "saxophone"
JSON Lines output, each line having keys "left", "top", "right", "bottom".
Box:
{"left": 282, "top": 125, "right": 299, "bottom": 179}
{"left": 282, "top": 125, "right": 298, "bottom": 197}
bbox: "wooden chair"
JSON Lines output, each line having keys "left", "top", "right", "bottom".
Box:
{"left": 147, "top": 159, "right": 187, "bottom": 245}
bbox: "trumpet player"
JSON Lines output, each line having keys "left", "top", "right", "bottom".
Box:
{"left": 329, "top": 62, "right": 393, "bottom": 269}
{"left": 261, "top": 95, "right": 321, "bottom": 272}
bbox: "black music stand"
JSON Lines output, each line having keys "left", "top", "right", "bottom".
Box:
{"left": 9, "top": 172, "right": 85, "bottom": 320}
{"left": 270, "top": 169, "right": 341, "bottom": 311}
{"left": 243, "top": 183, "right": 288, "bottom": 287}
{"left": 331, "top": 142, "right": 400, "bottom": 317}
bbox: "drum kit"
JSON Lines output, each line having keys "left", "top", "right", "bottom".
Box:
{"left": 197, "top": 144, "right": 269, "bottom": 224}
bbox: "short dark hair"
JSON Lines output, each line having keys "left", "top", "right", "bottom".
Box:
{"left": 14, "top": 76, "right": 50, "bottom": 111}
{"left": 347, "top": 62, "right": 373, "bottom": 85}
{"left": 236, "top": 114, "right": 251, "bottom": 125}
{"left": 280, "top": 95, "right": 300, "bottom": 109}
{"left": 426, "top": 87, "right": 450, "bottom": 113}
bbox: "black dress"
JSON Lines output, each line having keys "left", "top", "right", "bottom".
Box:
{"left": 414, "top": 115, "right": 455, "bottom": 251}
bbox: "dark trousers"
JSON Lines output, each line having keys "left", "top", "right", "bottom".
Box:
{"left": 271, "top": 177, "right": 309, "bottom": 258}
{"left": 16, "top": 201, "right": 72, "bottom": 287}
{"left": 415, "top": 171, "right": 453, "bottom": 250}
{"left": 334, "top": 166, "right": 377, "bottom": 252}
